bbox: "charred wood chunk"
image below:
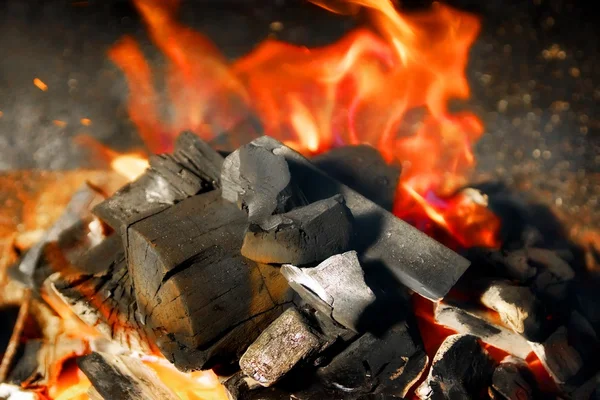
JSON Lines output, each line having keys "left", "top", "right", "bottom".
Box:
{"left": 312, "top": 145, "right": 400, "bottom": 211}
{"left": 241, "top": 195, "right": 353, "bottom": 265}
{"left": 48, "top": 236, "right": 152, "bottom": 354}
{"left": 221, "top": 142, "right": 305, "bottom": 221}
{"left": 126, "top": 190, "right": 291, "bottom": 370}
{"left": 244, "top": 136, "right": 470, "bottom": 301}
{"left": 317, "top": 322, "right": 426, "bottom": 397}
{"left": 93, "top": 132, "right": 223, "bottom": 230}
{"left": 434, "top": 301, "right": 532, "bottom": 359}
{"left": 481, "top": 281, "right": 545, "bottom": 341}
{"left": 240, "top": 307, "right": 328, "bottom": 387}
{"left": 529, "top": 326, "right": 583, "bottom": 384}
{"left": 77, "top": 352, "right": 179, "bottom": 400}
{"left": 567, "top": 311, "right": 600, "bottom": 370}
{"left": 416, "top": 334, "right": 494, "bottom": 400}
{"left": 527, "top": 248, "right": 574, "bottom": 303}
{"left": 465, "top": 248, "right": 537, "bottom": 282}
{"left": 281, "top": 251, "right": 376, "bottom": 332}
{"left": 172, "top": 130, "right": 224, "bottom": 186}
{"left": 489, "top": 356, "right": 539, "bottom": 400}
{"left": 573, "top": 371, "right": 600, "bottom": 400}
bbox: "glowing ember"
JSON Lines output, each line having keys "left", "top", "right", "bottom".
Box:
{"left": 110, "top": 0, "right": 500, "bottom": 248}
{"left": 33, "top": 78, "right": 48, "bottom": 92}
{"left": 110, "top": 154, "right": 149, "bottom": 181}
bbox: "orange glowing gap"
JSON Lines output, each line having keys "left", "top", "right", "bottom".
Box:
{"left": 109, "top": 0, "right": 500, "bottom": 248}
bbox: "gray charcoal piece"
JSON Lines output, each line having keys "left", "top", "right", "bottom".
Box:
{"left": 244, "top": 136, "right": 470, "bottom": 301}
{"left": 241, "top": 194, "right": 353, "bottom": 265}
{"left": 239, "top": 307, "right": 327, "bottom": 387}
{"left": 481, "top": 281, "right": 544, "bottom": 341}
{"left": 281, "top": 251, "right": 376, "bottom": 332}
{"left": 434, "top": 301, "right": 532, "bottom": 359}
{"left": 529, "top": 326, "right": 583, "bottom": 384}
{"left": 416, "top": 334, "right": 494, "bottom": 400}
{"left": 489, "top": 356, "right": 538, "bottom": 400}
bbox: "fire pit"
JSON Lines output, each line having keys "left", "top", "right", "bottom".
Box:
{"left": 1, "top": 0, "right": 598, "bottom": 399}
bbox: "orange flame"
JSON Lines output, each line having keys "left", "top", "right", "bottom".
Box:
{"left": 110, "top": 0, "right": 500, "bottom": 249}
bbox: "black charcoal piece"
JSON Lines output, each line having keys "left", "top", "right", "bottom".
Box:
{"left": 221, "top": 142, "right": 304, "bottom": 221}
{"left": 241, "top": 195, "right": 353, "bottom": 265}
{"left": 317, "top": 322, "right": 426, "bottom": 397}
{"left": 529, "top": 326, "right": 583, "bottom": 384}
{"left": 572, "top": 371, "right": 600, "bottom": 400}
{"left": 172, "top": 131, "right": 224, "bottom": 185}
{"left": 239, "top": 307, "right": 328, "bottom": 387}
{"left": 48, "top": 235, "right": 152, "bottom": 354}
{"left": 465, "top": 248, "right": 537, "bottom": 282}
{"left": 434, "top": 301, "right": 531, "bottom": 359}
{"left": 528, "top": 248, "right": 574, "bottom": 302}
{"left": 313, "top": 145, "right": 400, "bottom": 211}
{"left": 281, "top": 251, "right": 376, "bottom": 332}
{"left": 242, "top": 136, "right": 470, "bottom": 301}
{"left": 489, "top": 356, "right": 538, "bottom": 400}
{"left": 126, "top": 190, "right": 291, "bottom": 370}
{"left": 93, "top": 132, "right": 222, "bottom": 230}
{"left": 77, "top": 352, "right": 179, "bottom": 400}
{"left": 416, "top": 334, "right": 494, "bottom": 400}
{"left": 481, "top": 281, "right": 545, "bottom": 341}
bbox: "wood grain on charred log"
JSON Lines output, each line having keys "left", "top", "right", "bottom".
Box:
{"left": 126, "top": 190, "right": 292, "bottom": 370}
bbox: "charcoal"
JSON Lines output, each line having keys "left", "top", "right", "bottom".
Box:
{"left": 93, "top": 132, "right": 222, "bottom": 230}
{"left": 566, "top": 312, "right": 600, "bottom": 375}
{"left": 481, "top": 281, "right": 545, "bottom": 341}
{"left": 47, "top": 235, "right": 152, "bottom": 353}
{"left": 241, "top": 195, "right": 353, "bottom": 265}
{"left": 573, "top": 371, "right": 600, "bottom": 400}
{"left": 126, "top": 190, "right": 292, "bottom": 370}
{"left": 172, "top": 131, "right": 224, "bottom": 185}
{"left": 489, "top": 356, "right": 539, "bottom": 400}
{"left": 244, "top": 136, "right": 470, "bottom": 301}
{"left": 528, "top": 248, "right": 575, "bottom": 303}
{"left": 465, "top": 248, "right": 537, "bottom": 282}
{"left": 239, "top": 307, "right": 330, "bottom": 387}
{"left": 312, "top": 145, "right": 400, "bottom": 211}
{"left": 77, "top": 352, "right": 179, "bottom": 400}
{"left": 529, "top": 326, "right": 583, "bottom": 384}
{"left": 281, "top": 251, "right": 376, "bottom": 332}
{"left": 221, "top": 142, "right": 305, "bottom": 221}
{"left": 317, "top": 322, "right": 426, "bottom": 397}
{"left": 416, "top": 334, "right": 494, "bottom": 400}
{"left": 434, "top": 301, "right": 532, "bottom": 359}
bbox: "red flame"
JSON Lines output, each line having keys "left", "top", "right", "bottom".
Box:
{"left": 108, "top": 0, "right": 500, "bottom": 249}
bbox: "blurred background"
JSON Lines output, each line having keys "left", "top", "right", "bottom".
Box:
{"left": 0, "top": 0, "right": 597, "bottom": 237}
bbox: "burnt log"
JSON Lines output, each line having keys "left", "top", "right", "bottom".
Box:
{"left": 239, "top": 307, "right": 329, "bottom": 387}
{"left": 126, "top": 189, "right": 292, "bottom": 370}
{"left": 317, "top": 322, "right": 427, "bottom": 397}
{"left": 282, "top": 251, "right": 376, "bottom": 332}
{"left": 488, "top": 356, "right": 539, "bottom": 400}
{"left": 241, "top": 195, "right": 353, "bottom": 265}
{"left": 47, "top": 235, "right": 152, "bottom": 353}
{"left": 221, "top": 141, "right": 306, "bottom": 221}
{"left": 233, "top": 136, "right": 469, "bottom": 301}
{"left": 416, "top": 334, "right": 494, "bottom": 400}
{"left": 93, "top": 132, "right": 223, "bottom": 230}
{"left": 77, "top": 352, "right": 179, "bottom": 400}
{"left": 481, "top": 281, "right": 545, "bottom": 341}
{"left": 434, "top": 301, "right": 532, "bottom": 359}
{"left": 312, "top": 145, "right": 401, "bottom": 211}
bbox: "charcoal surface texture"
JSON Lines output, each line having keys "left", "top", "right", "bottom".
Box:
{"left": 282, "top": 251, "right": 376, "bottom": 332}
{"left": 93, "top": 132, "right": 222, "bottom": 230}
{"left": 241, "top": 195, "right": 353, "bottom": 265}
{"left": 77, "top": 352, "right": 179, "bottom": 400}
{"left": 49, "top": 235, "right": 152, "bottom": 353}
{"left": 434, "top": 301, "right": 532, "bottom": 359}
{"left": 312, "top": 145, "right": 400, "bottom": 211}
{"left": 416, "top": 334, "right": 494, "bottom": 400}
{"left": 126, "top": 189, "right": 291, "bottom": 370}
{"left": 239, "top": 307, "right": 327, "bottom": 387}
{"left": 221, "top": 141, "right": 305, "bottom": 221}
{"left": 529, "top": 326, "right": 583, "bottom": 384}
{"left": 241, "top": 136, "right": 470, "bottom": 301}
{"left": 317, "top": 322, "right": 426, "bottom": 397}
{"left": 489, "top": 356, "right": 538, "bottom": 400}
{"left": 481, "top": 281, "right": 545, "bottom": 341}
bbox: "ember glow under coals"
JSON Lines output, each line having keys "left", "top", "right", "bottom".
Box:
{"left": 108, "top": 0, "right": 500, "bottom": 249}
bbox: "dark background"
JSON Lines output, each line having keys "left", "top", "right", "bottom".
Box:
{"left": 0, "top": 0, "right": 598, "bottom": 229}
